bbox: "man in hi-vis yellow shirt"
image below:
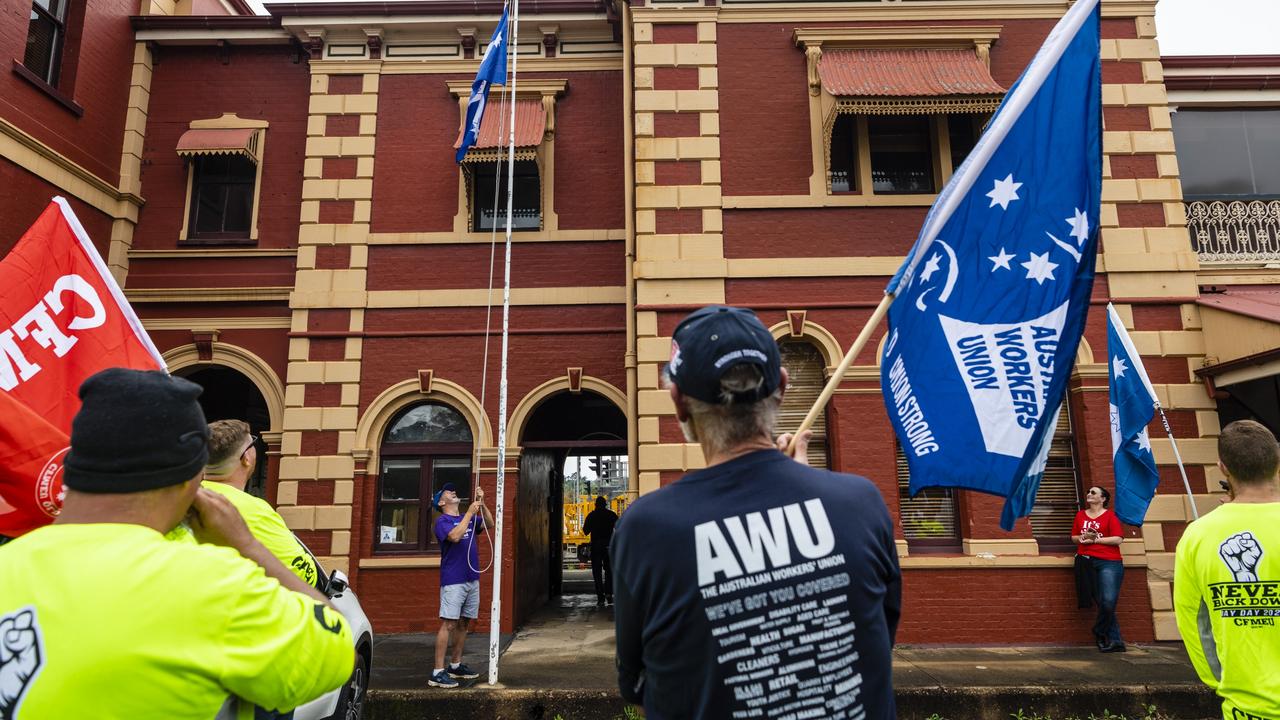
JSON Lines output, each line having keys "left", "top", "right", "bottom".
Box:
{"left": 1176, "top": 420, "right": 1280, "bottom": 720}
{"left": 0, "top": 369, "right": 353, "bottom": 719}
{"left": 204, "top": 419, "right": 319, "bottom": 588}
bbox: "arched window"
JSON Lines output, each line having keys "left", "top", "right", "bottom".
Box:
{"left": 377, "top": 403, "right": 474, "bottom": 553}
{"left": 1028, "top": 401, "right": 1082, "bottom": 548}
{"left": 777, "top": 340, "right": 831, "bottom": 469}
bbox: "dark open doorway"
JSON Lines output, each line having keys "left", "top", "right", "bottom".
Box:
{"left": 177, "top": 366, "right": 271, "bottom": 498}
{"left": 514, "top": 390, "right": 628, "bottom": 625}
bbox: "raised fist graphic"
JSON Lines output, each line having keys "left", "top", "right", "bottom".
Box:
{"left": 0, "top": 608, "right": 43, "bottom": 720}
{"left": 1219, "top": 532, "right": 1264, "bottom": 583}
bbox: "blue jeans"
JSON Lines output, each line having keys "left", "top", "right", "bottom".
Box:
{"left": 1090, "top": 558, "right": 1124, "bottom": 646}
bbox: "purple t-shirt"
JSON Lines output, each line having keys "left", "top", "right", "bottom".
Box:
{"left": 434, "top": 512, "right": 483, "bottom": 586}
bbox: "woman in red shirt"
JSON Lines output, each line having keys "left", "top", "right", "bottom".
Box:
{"left": 1073, "top": 486, "right": 1126, "bottom": 652}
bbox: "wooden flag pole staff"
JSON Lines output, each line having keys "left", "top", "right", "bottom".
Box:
{"left": 786, "top": 293, "right": 895, "bottom": 455}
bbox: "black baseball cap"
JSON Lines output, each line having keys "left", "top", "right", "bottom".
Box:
{"left": 665, "top": 306, "right": 782, "bottom": 405}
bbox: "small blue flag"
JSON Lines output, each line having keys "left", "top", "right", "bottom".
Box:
{"left": 456, "top": 7, "right": 509, "bottom": 164}
{"left": 880, "top": 0, "right": 1102, "bottom": 530}
{"left": 1106, "top": 303, "right": 1160, "bottom": 525}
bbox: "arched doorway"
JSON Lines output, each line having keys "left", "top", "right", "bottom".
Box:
{"left": 177, "top": 366, "right": 271, "bottom": 498}
{"left": 515, "top": 389, "right": 628, "bottom": 622}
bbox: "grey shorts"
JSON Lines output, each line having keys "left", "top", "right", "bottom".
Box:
{"left": 440, "top": 580, "right": 480, "bottom": 620}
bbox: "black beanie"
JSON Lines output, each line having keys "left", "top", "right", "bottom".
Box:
{"left": 64, "top": 368, "right": 210, "bottom": 494}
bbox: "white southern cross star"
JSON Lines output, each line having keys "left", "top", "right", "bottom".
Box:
{"left": 1134, "top": 428, "right": 1152, "bottom": 454}
{"left": 1112, "top": 355, "right": 1129, "bottom": 378}
{"left": 986, "top": 174, "right": 1023, "bottom": 210}
{"left": 1021, "top": 251, "right": 1058, "bottom": 284}
{"left": 920, "top": 253, "right": 943, "bottom": 282}
{"left": 988, "top": 247, "right": 1015, "bottom": 272}
{"left": 1067, "top": 208, "right": 1090, "bottom": 247}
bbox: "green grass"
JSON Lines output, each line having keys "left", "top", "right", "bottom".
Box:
{"left": 920, "top": 705, "right": 1170, "bottom": 720}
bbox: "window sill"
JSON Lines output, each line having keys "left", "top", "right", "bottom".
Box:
{"left": 11, "top": 60, "right": 83, "bottom": 117}
{"left": 359, "top": 556, "right": 442, "bottom": 569}
{"left": 177, "top": 236, "right": 257, "bottom": 247}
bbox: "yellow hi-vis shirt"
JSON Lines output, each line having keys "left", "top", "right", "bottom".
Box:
{"left": 0, "top": 523, "right": 354, "bottom": 719}
{"left": 203, "top": 480, "right": 320, "bottom": 588}
{"left": 1175, "top": 502, "right": 1280, "bottom": 719}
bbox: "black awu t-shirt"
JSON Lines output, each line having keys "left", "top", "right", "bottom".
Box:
{"left": 612, "top": 449, "right": 901, "bottom": 720}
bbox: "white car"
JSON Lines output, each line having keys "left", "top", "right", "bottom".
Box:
{"left": 217, "top": 563, "right": 373, "bottom": 720}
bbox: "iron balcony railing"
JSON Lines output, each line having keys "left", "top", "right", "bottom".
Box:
{"left": 1186, "top": 198, "right": 1280, "bottom": 265}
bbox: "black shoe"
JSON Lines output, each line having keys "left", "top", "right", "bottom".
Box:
{"left": 597, "top": 597, "right": 605, "bottom": 607}
{"left": 606, "top": 595, "right": 614, "bottom": 605}
{"left": 1094, "top": 634, "right": 1106, "bottom": 650}
{"left": 1100, "top": 642, "right": 1127, "bottom": 653}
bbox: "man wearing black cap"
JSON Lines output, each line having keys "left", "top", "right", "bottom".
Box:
{"left": 612, "top": 306, "right": 901, "bottom": 720}
{"left": 429, "top": 481, "right": 494, "bottom": 688}
{"left": 0, "top": 368, "right": 354, "bottom": 719}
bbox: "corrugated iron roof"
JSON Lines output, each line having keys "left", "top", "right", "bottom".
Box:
{"left": 819, "top": 48, "right": 1006, "bottom": 97}
{"left": 175, "top": 128, "right": 259, "bottom": 160}
{"left": 1198, "top": 285, "right": 1280, "bottom": 324}
{"left": 454, "top": 99, "right": 546, "bottom": 151}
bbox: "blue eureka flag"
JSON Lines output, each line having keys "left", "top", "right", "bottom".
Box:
{"left": 880, "top": 0, "right": 1102, "bottom": 530}
{"left": 1106, "top": 303, "right": 1160, "bottom": 525}
{"left": 455, "top": 7, "right": 509, "bottom": 164}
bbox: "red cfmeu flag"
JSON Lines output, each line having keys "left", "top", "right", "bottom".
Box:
{"left": 0, "top": 392, "right": 67, "bottom": 537}
{"left": 0, "top": 197, "right": 165, "bottom": 535}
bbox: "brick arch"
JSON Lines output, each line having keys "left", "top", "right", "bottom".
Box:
{"left": 354, "top": 377, "right": 493, "bottom": 473}
{"left": 163, "top": 342, "right": 285, "bottom": 435}
{"left": 507, "top": 375, "right": 628, "bottom": 445}
{"left": 766, "top": 320, "right": 843, "bottom": 370}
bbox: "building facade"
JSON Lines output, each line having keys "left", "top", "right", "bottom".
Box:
{"left": 2, "top": 0, "right": 1230, "bottom": 644}
{"left": 1164, "top": 54, "right": 1280, "bottom": 436}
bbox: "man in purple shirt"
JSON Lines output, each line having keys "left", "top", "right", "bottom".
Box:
{"left": 428, "top": 482, "right": 495, "bottom": 689}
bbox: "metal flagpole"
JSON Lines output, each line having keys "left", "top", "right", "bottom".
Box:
{"left": 787, "top": 293, "right": 894, "bottom": 454}
{"left": 1155, "top": 403, "right": 1199, "bottom": 521}
{"left": 488, "top": 0, "right": 520, "bottom": 686}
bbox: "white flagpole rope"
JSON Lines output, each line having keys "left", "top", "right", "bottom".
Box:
{"left": 1156, "top": 404, "right": 1199, "bottom": 521}
{"left": 488, "top": 0, "right": 519, "bottom": 686}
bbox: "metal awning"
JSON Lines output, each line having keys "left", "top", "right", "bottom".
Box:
{"left": 455, "top": 99, "right": 546, "bottom": 158}
{"left": 175, "top": 127, "right": 260, "bottom": 163}
{"left": 820, "top": 48, "right": 1005, "bottom": 114}
{"left": 1196, "top": 286, "right": 1280, "bottom": 387}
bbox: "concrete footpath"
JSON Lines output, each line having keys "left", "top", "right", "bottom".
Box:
{"left": 367, "top": 593, "right": 1217, "bottom": 720}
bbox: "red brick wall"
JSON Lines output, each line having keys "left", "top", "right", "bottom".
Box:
{"left": 371, "top": 71, "right": 625, "bottom": 233}
{"left": 122, "top": 256, "right": 297, "bottom": 289}
{"left": 370, "top": 73, "right": 467, "bottom": 233}
{"left": 366, "top": 241, "right": 624, "bottom": 290}
{"left": 0, "top": 0, "right": 134, "bottom": 184}
{"left": 133, "top": 45, "right": 310, "bottom": 251}
{"left": 143, "top": 327, "right": 290, "bottom": 389}
{"left": 553, "top": 71, "right": 626, "bottom": 230}
{"left": 724, "top": 207, "right": 929, "bottom": 258}
{"left": 0, "top": 159, "right": 112, "bottom": 258}
{"left": 897, "top": 567, "right": 1154, "bottom": 643}
{"left": 716, "top": 23, "right": 811, "bottom": 197}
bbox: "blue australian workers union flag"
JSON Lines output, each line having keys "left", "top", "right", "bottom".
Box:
{"left": 1106, "top": 303, "right": 1160, "bottom": 526}
{"left": 880, "top": 0, "right": 1102, "bottom": 530}
{"left": 455, "top": 6, "right": 509, "bottom": 164}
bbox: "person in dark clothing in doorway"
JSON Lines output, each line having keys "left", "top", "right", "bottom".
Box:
{"left": 612, "top": 305, "right": 901, "bottom": 720}
{"left": 583, "top": 495, "right": 618, "bottom": 605}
